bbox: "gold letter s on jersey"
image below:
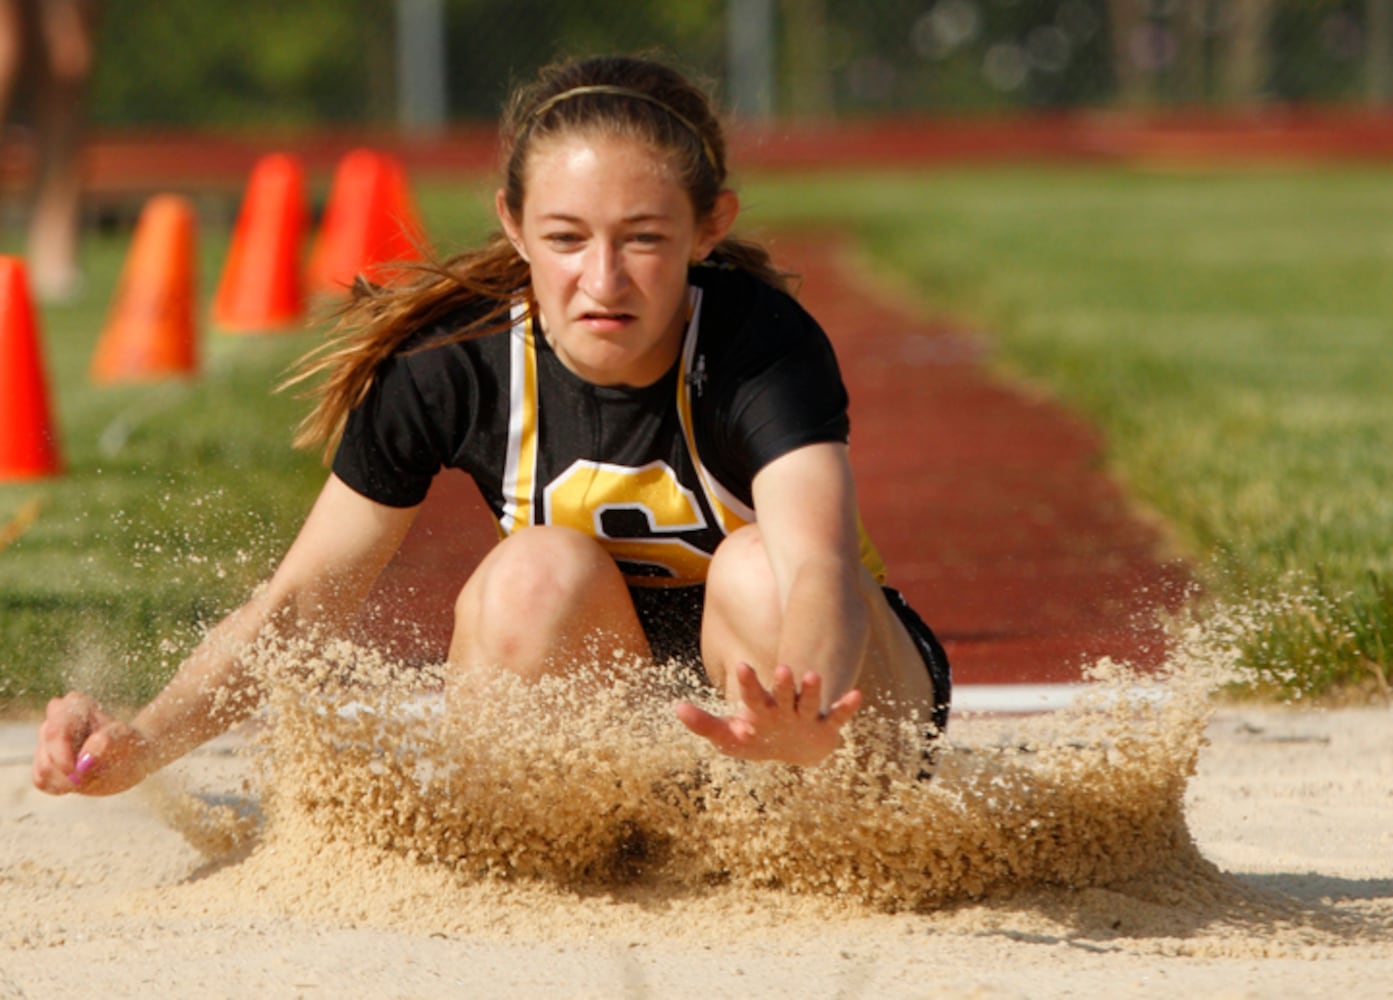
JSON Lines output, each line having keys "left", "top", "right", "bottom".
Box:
{"left": 543, "top": 459, "right": 713, "bottom": 581}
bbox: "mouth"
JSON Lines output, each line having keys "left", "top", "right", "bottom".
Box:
{"left": 579, "top": 310, "right": 636, "bottom": 328}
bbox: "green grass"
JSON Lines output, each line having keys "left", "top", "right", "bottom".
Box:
{"left": 738, "top": 166, "right": 1393, "bottom": 695}
{"left": 3, "top": 166, "right": 1390, "bottom": 710}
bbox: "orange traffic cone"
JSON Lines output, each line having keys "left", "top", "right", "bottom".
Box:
{"left": 212, "top": 152, "right": 307, "bottom": 333}
{"left": 0, "top": 256, "right": 62, "bottom": 479}
{"left": 90, "top": 195, "right": 199, "bottom": 383}
{"left": 306, "top": 148, "right": 426, "bottom": 297}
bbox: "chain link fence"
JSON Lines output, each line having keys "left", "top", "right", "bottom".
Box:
{"left": 81, "top": 1, "right": 1393, "bottom": 131}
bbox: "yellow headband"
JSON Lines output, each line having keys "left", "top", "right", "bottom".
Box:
{"left": 528, "top": 84, "right": 718, "bottom": 170}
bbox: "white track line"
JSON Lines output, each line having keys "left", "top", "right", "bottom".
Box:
{"left": 332, "top": 684, "right": 1164, "bottom": 722}
{"left": 951, "top": 683, "right": 1170, "bottom": 715}
{"left": 951, "top": 684, "right": 1087, "bottom": 714}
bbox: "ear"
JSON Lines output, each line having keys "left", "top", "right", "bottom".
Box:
{"left": 692, "top": 189, "right": 739, "bottom": 262}
{"left": 495, "top": 189, "right": 529, "bottom": 262}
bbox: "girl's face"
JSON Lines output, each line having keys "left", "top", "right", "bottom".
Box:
{"left": 497, "top": 132, "right": 736, "bottom": 387}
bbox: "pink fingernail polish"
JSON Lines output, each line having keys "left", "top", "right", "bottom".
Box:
{"left": 67, "top": 753, "right": 95, "bottom": 784}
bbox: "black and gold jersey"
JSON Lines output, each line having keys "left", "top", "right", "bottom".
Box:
{"left": 333, "top": 264, "right": 884, "bottom": 586}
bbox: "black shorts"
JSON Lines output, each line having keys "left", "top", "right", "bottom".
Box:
{"left": 628, "top": 584, "right": 952, "bottom": 734}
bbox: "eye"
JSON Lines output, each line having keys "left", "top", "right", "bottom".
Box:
{"left": 543, "top": 231, "right": 584, "bottom": 249}
{"left": 629, "top": 232, "right": 666, "bottom": 247}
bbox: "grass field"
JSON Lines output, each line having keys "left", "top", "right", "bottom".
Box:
{"left": 1, "top": 164, "right": 1389, "bottom": 709}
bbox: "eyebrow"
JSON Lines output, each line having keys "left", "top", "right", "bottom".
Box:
{"left": 537, "top": 211, "right": 674, "bottom": 225}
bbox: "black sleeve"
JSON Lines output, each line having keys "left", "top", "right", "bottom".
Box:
{"left": 703, "top": 280, "right": 850, "bottom": 493}
{"left": 331, "top": 350, "right": 450, "bottom": 508}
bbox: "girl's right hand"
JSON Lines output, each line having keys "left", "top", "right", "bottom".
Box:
{"left": 31, "top": 692, "right": 153, "bottom": 796}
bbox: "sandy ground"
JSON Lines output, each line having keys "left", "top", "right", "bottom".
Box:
{"left": 3, "top": 695, "right": 1390, "bottom": 1000}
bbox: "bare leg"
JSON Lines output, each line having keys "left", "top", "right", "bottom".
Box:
{"left": 0, "top": 0, "right": 23, "bottom": 122}
{"left": 446, "top": 527, "right": 650, "bottom": 705}
{"left": 700, "top": 524, "right": 938, "bottom": 718}
{"left": 27, "top": 0, "right": 99, "bottom": 302}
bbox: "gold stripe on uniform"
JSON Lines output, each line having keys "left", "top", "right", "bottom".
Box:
{"left": 676, "top": 287, "right": 755, "bottom": 535}
{"left": 500, "top": 305, "right": 540, "bottom": 534}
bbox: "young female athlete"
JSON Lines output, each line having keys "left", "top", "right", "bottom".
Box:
{"left": 32, "top": 54, "right": 950, "bottom": 796}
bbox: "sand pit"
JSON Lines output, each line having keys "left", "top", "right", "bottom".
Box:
{"left": 3, "top": 632, "right": 1390, "bottom": 998}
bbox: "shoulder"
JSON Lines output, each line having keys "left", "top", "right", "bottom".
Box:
{"left": 389, "top": 301, "right": 513, "bottom": 387}
{"left": 349, "top": 301, "right": 514, "bottom": 447}
{"left": 687, "top": 262, "right": 849, "bottom": 487}
{"left": 691, "top": 262, "right": 805, "bottom": 322}
{"left": 334, "top": 301, "right": 513, "bottom": 506}
{"left": 397, "top": 297, "right": 509, "bottom": 356}
{"left": 690, "top": 263, "right": 825, "bottom": 358}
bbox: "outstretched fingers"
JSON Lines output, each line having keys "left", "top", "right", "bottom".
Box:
{"left": 730, "top": 662, "right": 775, "bottom": 717}
{"left": 673, "top": 700, "right": 752, "bottom": 756}
{"left": 823, "top": 684, "right": 863, "bottom": 727}
{"left": 766, "top": 663, "right": 797, "bottom": 714}
{"left": 676, "top": 663, "right": 864, "bottom": 766}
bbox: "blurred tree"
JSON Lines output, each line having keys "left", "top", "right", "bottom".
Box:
{"left": 442, "top": 0, "right": 723, "bottom": 121}
{"left": 1220, "top": 0, "right": 1275, "bottom": 104}
{"left": 1369, "top": 0, "right": 1393, "bottom": 102}
{"left": 1173, "top": 1, "right": 1208, "bottom": 103}
{"left": 782, "top": 0, "right": 834, "bottom": 118}
{"left": 89, "top": 0, "right": 390, "bottom": 127}
{"left": 78, "top": 0, "right": 1384, "bottom": 128}
{"left": 1267, "top": 0, "right": 1364, "bottom": 102}
{"left": 1105, "top": 0, "right": 1149, "bottom": 105}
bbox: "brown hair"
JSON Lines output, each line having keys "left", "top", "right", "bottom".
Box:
{"left": 288, "top": 54, "right": 789, "bottom": 461}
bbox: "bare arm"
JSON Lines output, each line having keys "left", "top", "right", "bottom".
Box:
{"left": 674, "top": 442, "right": 869, "bottom": 766}
{"left": 751, "top": 441, "right": 870, "bottom": 706}
{"left": 32, "top": 474, "right": 419, "bottom": 795}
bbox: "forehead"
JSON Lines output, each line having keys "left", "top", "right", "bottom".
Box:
{"left": 520, "top": 131, "right": 688, "bottom": 213}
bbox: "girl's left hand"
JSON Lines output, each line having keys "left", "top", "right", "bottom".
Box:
{"left": 31, "top": 692, "right": 153, "bottom": 796}
{"left": 674, "top": 663, "right": 861, "bottom": 767}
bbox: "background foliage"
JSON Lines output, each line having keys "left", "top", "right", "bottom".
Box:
{"left": 88, "top": 0, "right": 1393, "bottom": 128}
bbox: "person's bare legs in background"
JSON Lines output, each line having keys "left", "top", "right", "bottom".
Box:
{"left": 0, "top": 0, "right": 100, "bottom": 302}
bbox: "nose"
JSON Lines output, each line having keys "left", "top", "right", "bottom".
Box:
{"left": 580, "top": 240, "right": 628, "bottom": 302}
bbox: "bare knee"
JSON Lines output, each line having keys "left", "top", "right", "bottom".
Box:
{"left": 702, "top": 523, "right": 780, "bottom": 610}
{"left": 450, "top": 527, "right": 644, "bottom": 680}
{"left": 701, "top": 526, "right": 781, "bottom": 692}
{"left": 460, "top": 527, "right": 613, "bottom": 612}
{"left": 454, "top": 526, "right": 618, "bottom": 643}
